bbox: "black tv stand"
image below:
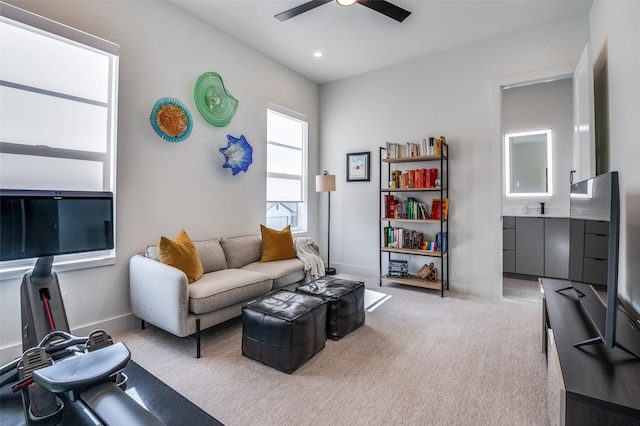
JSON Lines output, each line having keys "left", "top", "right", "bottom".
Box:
{"left": 542, "top": 278, "right": 640, "bottom": 425}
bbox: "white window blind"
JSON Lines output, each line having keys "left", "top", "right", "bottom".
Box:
{"left": 266, "top": 104, "right": 307, "bottom": 232}
{"left": 0, "top": 3, "right": 119, "bottom": 277}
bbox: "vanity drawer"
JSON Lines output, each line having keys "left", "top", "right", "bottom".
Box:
{"left": 583, "top": 257, "right": 608, "bottom": 286}
{"left": 584, "top": 233, "right": 608, "bottom": 260}
{"left": 503, "top": 216, "right": 516, "bottom": 229}
{"left": 585, "top": 220, "right": 608, "bottom": 235}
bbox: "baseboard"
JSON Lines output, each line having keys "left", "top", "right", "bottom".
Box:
{"left": 0, "top": 313, "right": 138, "bottom": 365}
{"left": 330, "top": 262, "right": 378, "bottom": 278}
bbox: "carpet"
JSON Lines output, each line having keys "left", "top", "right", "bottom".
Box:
{"left": 0, "top": 360, "right": 222, "bottom": 425}
{"left": 115, "top": 277, "right": 548, "bottom": 426}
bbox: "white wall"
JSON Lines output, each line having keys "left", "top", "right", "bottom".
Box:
{"left": 0, "top": 0, "right": 320, "bottom": 363}
{"left": 319, "top": 15, "right": 589, "bottom": 297}
{"left": 590, "top": 1, "right": 640, "bottom": 318}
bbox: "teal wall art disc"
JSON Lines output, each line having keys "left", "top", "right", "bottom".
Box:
{"left": 150, "top": 97, "right": 193, "bottom": 142}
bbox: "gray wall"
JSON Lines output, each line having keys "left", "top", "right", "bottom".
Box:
{"left": 590, "top": 1, "right": 640, "bottom": 319}
{"left": 0, "top": 0, "right": 320, "bottom": 363}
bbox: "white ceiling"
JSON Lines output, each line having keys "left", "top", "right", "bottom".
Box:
{"left": 170, "top": 0, "right": 592, "bottom": 85}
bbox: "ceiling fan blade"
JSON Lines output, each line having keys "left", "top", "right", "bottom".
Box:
{"left": 275, "top": 0, "right": 333, "bottom": 21}
{"left": 357, "top": 0, "right": 411, "bottom": 22}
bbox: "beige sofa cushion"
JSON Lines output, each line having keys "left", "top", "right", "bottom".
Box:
{"left": 241, "top": 258, "right": 306, "bottom": 289}
{"left": 220, "top": 235, "right": 262, "bottom": 269}
{"left": 193, "top": 239, "right": 228, "bottom": 273}
{"left": 188, "top": 269, "right": 272, "bottom": 314}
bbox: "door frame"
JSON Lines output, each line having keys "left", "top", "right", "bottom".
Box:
{"left": 490, "top": 65, "right": 575, "bottom": 298}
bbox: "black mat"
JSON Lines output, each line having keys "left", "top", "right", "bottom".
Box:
{"left": 0, "top": 360, "right": 223, "bottom": 425}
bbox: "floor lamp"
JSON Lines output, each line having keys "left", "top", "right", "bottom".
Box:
{"left": 316, "top": 171, "right": 336, "bottom": 275}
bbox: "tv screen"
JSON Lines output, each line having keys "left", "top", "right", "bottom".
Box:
{"left": 569, "top": 171, "right": 619, "bottom": 350}
{"left": 0, "top": 190, "right": 114, "bottom": 261}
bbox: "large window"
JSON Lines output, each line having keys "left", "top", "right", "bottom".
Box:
{"left": 0, "top": 4, "right": 119, "bottom": 276}
{"left": 266, "top": 104, "right": 307, "bottom": 233}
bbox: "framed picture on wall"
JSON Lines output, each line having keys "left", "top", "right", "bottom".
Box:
{"left": 346, "top": 151, "right": 370, "bottom": 182}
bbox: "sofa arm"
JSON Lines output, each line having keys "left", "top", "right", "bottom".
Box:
{"left": 129, "top": 255, "right": 191, "bottom": 337}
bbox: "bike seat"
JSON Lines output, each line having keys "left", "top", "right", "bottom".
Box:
{"left": 32, "top": 342, "right": 130, "bottom": 394}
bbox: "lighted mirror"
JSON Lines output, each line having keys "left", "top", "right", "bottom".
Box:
{"left": 504, "top": 129, "right": 553, "bottom": 197}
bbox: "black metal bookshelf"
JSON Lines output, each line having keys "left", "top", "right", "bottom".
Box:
{"left": 378, "top": 142, "right": 449, "bottom": 296}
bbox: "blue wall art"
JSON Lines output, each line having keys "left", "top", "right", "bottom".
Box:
{"left": 220, "top": 134, "right": 253, "bottom": 175}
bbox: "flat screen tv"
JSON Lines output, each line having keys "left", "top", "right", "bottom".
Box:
{"left": 0, "top": 189, "right": 114, "bottom": 262}
{"left": 567, "top": 171, "right": 638, "bottom": 358}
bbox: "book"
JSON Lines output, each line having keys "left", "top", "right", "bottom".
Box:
{"left": 442, "top": 198, "right": 449, "bottom": 220}
{"left": 430, "top": 168, "right": 438, "bottom": 188}
{"left": 418, "top": 202, "right": 429, "bottom": 220}
{"left": 431, "top": 199, "right": 442, "bottom": 220}
{"left": 436, "top": 232, "right": 448, "bottom": 253}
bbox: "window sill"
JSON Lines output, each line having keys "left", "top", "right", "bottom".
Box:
{"left": 0, "top": 253, "right": 116, "bottom": 281}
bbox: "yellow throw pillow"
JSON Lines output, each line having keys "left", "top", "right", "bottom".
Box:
{"left": 260, "top": 224, "right": 296, "bottom": 262}
{"left": 158, "top": 229, "right": 204, "bottom": 284}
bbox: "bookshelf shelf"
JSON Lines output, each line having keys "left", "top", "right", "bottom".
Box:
{"left": 379, "top": 141, "right": 449, "bottom": 297}
{"left": 381, "top": 247, "right": 443, "bottom": 257}
{"left": 381, "top": 218, "right": 445, "bottom": 224}
{"left": 380, "top": 187, "right": 444, "bottom": 192}
{"left": 381, "top": 275, "right": 444, "bottom": 290}
{"left": 382, "top": 153, "right": 447, "bottom": 164}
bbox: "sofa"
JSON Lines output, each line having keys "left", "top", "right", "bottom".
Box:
{"left": 129, "top": 234, "right": 322, "bottom": 357}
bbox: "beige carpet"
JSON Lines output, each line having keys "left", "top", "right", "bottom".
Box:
{"left": 116, "top": 276, "right": 548, "bottom": 426}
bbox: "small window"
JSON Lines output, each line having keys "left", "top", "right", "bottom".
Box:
{"left": 0, "top": 4, "right": 119, "bottom": 278}
{"left": 266, "top": 104, "right": 307, "bottom": 233}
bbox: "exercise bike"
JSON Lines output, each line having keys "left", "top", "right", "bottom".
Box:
{"left": 3, "top": 329, "right": 164, "bottom": 425}
{"left": 0, "top": 256, "right": 165, "bottom": 425}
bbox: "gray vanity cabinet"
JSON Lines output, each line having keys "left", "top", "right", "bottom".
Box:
{"left": 544, "top": 218, "right": 570, "bottom": 279}
{"left": 569, "top": 219, "right": 608, "bottom": 285}
{"left": 515, "top": 217, "right": 545, "bottom": 276}
{"left": 504, "top": 216, "right": 569, "bottom": 279}
{"left": 503, "top": 216, "right": 516, "bottom": 273}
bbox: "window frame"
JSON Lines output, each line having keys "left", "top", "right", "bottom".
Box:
{"left": 266, "top": 103, "right": 308, "bottom": 234}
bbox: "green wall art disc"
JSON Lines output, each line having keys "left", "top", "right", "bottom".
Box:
{"left": 194, "top": 72, "right": 238, "bottom": 127}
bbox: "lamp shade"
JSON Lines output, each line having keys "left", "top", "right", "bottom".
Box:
{"left": 316, "top": 174, "right": 336, "bottom": 192}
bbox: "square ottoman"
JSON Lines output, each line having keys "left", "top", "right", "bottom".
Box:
{"left": 242, "top": 290, "right": 327, "bottom": 373}
{"left": 296, "top": 277, "right": 365, "bottom": 340}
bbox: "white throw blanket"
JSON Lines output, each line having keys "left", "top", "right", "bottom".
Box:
{"left": 295, "top": 237, "right": 325, "bottom": 282}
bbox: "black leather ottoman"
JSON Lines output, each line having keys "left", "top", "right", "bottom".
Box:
{"left": 296, "top": 277, "right": 365, "bottom": 340}
{"left": 242, "top": 290, "right": 327, "bottom": 373}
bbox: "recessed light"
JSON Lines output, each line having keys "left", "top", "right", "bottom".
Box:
{"left": 313, "top": 51, "right": 323, "bottom": 58}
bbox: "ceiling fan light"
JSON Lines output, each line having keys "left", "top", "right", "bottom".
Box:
{"left": 336, "top": 0, "right": 357, "bottom": 6}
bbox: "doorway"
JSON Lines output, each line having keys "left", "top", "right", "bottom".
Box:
{"left": 490, "top": 65, "right": 575, "bottom": 299}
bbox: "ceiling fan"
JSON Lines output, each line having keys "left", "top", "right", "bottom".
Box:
{"left": 275, "top": 0, "right": 411, "bottom": 23}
